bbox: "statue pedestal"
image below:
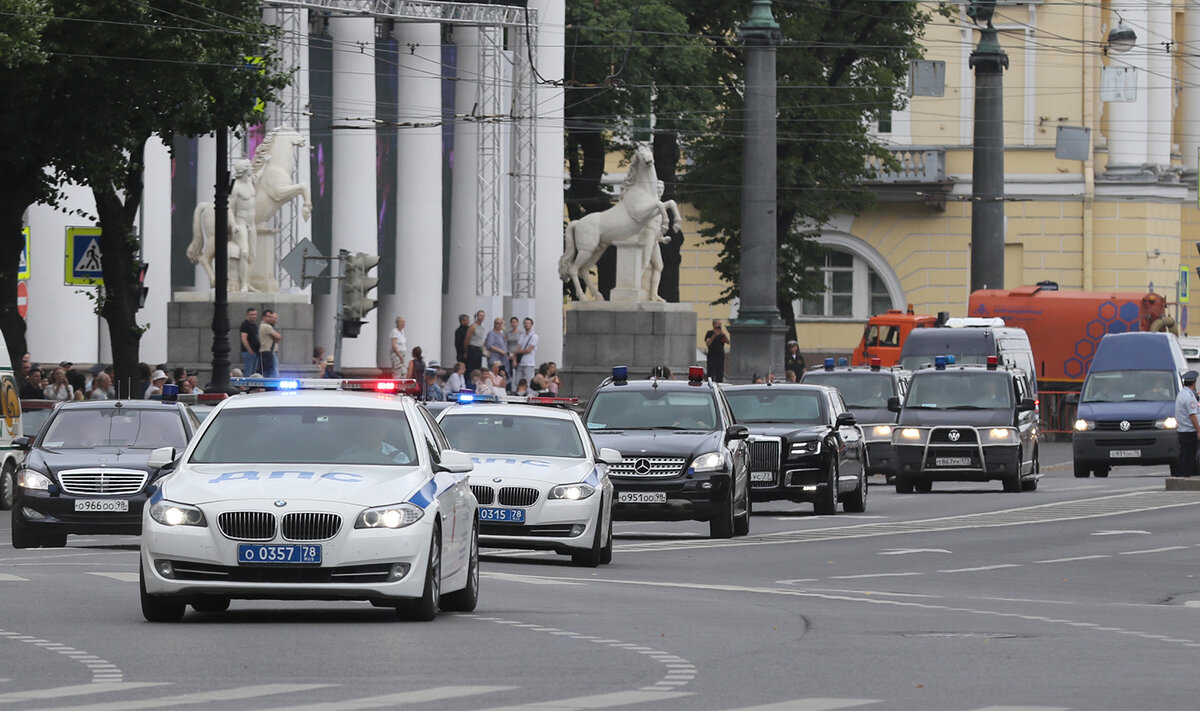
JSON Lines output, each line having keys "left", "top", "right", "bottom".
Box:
{"left": 561, "top": 301, "right": 696, "bottom": 397}
{"left": 608, "top": 240, "right": 645, "bottom": 303}
{"left": 726, "top": 312, "right": 787, "bottom": 384}
{"left": 167, "top": 292, "right": 315, "bottom": 385}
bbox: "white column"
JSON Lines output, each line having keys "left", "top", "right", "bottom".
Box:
{"left": 138, "top": 136, "right": 172, "bottom": 365}
{"left": 1184, "top": 0, "right": 1200, "bottom": 177}
{"left": 382, "top": 22, "right": 443, "bottom": 367}
{"left": 194, "top": 134, "right": 215, "bottom": 290}
{"left": 531, "top": 0, "right": 565, "bottom": 367}
{"left": 445, "top": 26, "right": 484, "bottom": 363}
{"left": 1105, "top": 4, "right": 1150, "bottom": 173}
{"left": 325, "top": 16, "right": 378, "bottom": 368}
{"left": 1145, "top": 0, "right": 1172, "bottom": 167}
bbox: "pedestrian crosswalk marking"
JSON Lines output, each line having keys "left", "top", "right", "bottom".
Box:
{"left": 0, "top": 682, "right": 166, "bottom": 703}
{"left": 86, "top": 572, "right": 139, "bottom": 582}
{"left": 479, "top": 690, "right": 693, "bottom": 710}
{"left": 256, "top": 685, "right": 517, "bottom": 711}
{"left": 0, "top": 574, "right": 28, "bottom": 582}
{"left": 715, "top": 700, "right": 880, "bottom": 711}
{"left": 36, "top": 683, "right": 335, "bottom": 711}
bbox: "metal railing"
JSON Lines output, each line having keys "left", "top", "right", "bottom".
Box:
{"left": 864, "top": 148, "right": 946, "bottom": 183}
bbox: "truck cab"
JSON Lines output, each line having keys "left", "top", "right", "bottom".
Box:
{"left": 853, "top": 308, "right": 941, "bottom": 367}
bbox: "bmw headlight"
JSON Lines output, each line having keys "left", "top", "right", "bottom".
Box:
{"left": 987, "top": 427, "right": 1018, "bottom": 443}
{"left": 1156, "top": 417, "right": 1178, "bottom": 430}
{"left": 148, "top": 500, "right": 207, "bottom": 527}
{"left": 789, "top": 440, "right": 821, "bottom": 456}
{"left": 1073, "top": 419, "right": 1095, "bottom": 432}
{"left": 549, "top": 483, "right": 596, "bottom": 500}
{"left": 690, "top": 451, "right": 727, "bottom": 472}
{"left": 17, "top": 469, "right": 52, "bottom": 490}
{"left": 355, "top": 503, "right": 424, "bottom": 529}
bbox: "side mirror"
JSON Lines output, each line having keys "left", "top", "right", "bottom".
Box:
{"left": 1065, "top": 392, "right": 1079, "bottom": 405}
{"left": 437, "top": 449, "right": 474, "bottom": 474}
{"left": 887, "top": 396, "right": 902, "bottom": 413}
{"left": 146, "top": 446, "right": 177, "bottom": 471}
{"left": 12, "top": 436, "right": 31, "bottom": 451}
{"left": 1018, "top": 397, "right": 1036, "bottom": 412}
{"left": 597, "top": 447, "right": 623, "bottom": 465}
{"left": 725, "top": 424, "right": 749, "bottom": 441}
{"left": 835, "top": 412, "right": 857, "bottom": 428}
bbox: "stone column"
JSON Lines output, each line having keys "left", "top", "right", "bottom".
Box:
{"left": 194, "top": 134, "right": 215, "bottom": 290}
{"left": 1145, "top": 0, "right": 1172, "bottom": 168}
{"left": 383, "top": 22, "right": 444, "bottom": 366}
{"left": 1105, "top": 3, "right": 1150, "bottom": 174}
{"left": 1183, "top": 1, "right": 1200, "bottom": 180}
{"left": 531, "top": 0, "right": 566, "bottom": 367}
{"left": 327, "top": 16, "right": 378, "bottom": 368}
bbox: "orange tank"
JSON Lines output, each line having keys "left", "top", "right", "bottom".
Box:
{"left": 852, "top": 307, "right": 940, "bottom": 366}
{"left": 967, "top": 285, "right": 1172, "bottom": 387}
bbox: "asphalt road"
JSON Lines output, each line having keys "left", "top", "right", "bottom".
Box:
{"left": 3, "top": 441, "right": 1199, "bottom": 711}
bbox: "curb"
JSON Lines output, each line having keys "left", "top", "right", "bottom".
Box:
{"left": 1165, "top": 477, "right": 1200, "bottom": 491}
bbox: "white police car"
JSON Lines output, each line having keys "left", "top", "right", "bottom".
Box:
{"left": 436, "top": 394, "right": 616, "bottom": 566}
{"left": 139, "top": 378, "right": 479, "bottom": 622}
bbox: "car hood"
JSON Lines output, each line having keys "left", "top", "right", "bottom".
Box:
{"left": 588, "top": 429, "right": 725, "bottom": 458}
{"left": 1077, "top": 401, "right": 1173, "bottom": 422}
{"left": 846, "top": 407, "right": 896, "bottom": 425}
{"left": 741, "top": 423, "right": 830, "bottom": 441}
{"left": 159, "top": 463, "right": 433, "bottom": 507}
{"left": 467, "top": 456, "right": 598, "bottom": 486}
{"left": 898, "top": 409, "right": 1015, "bottom": 427}
{"left": 32, "top": 448, "right": 157, "bottom": 476}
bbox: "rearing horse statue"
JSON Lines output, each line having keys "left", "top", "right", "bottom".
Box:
{"left": 559, "top": 144, "right": 671, "bottom": 300}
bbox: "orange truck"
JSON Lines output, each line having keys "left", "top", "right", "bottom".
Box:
{"left": 852, "top": 307, "right": 943, "bottom": 366}
{"left": 967, "top": 284, "right": 1173, "bottom": 389}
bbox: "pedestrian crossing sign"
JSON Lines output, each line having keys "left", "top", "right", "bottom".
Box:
{"left": 18, "top": 226, "right": 30, "bottom": 280}
{"left": 65, "top": 227, "right": 104, "bottom": 286}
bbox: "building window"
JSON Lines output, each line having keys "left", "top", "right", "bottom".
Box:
{"left": 798, "top": 249, "right": 896, "bottom": 319}
{"left": 877, "top": 110, "right": 892, "bottom": 134}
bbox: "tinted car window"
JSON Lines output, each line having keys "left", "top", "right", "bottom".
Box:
{"left": 190, "top": 407, "right": 417, "bottom": 465}
{"left": 802, "top": 373, "right": 897, "bottom": 407}
{"left": 726, "top": 390, "right": 825, "bottom": 424}
{"left": 441, "top": 414, "right": 585, "bottom": 458}
{"left": 41, "top": 408, "right": 187, "bottom": 450}
{"left": 586, "top": 390, "right": 717, "bottom": 431}
{"left": 907, "top": 372, "right": 1012, "bottom": 409}
{"left": 1082, "top": 370, "right": 1175, "bottom": 403}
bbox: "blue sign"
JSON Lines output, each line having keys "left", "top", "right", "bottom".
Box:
{"left": 1181, "top": 265, "right": 1190, "bottom": 304}
{"left": 18, "top": 227, "right": 30, "bottom": 280}
{"left": 65, "top": 227, "right": 103, "bottom": 286}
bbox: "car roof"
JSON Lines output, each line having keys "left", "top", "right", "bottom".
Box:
{"left": 51, "top": 399, "right": 188, "bottom": 411}
{"left": 217, "top": 390, "right": 415, "bottom": 412}
{"left": 438, "top": 402, "right": 579, "bottom": 421}
{"left": 723, "top": 383, "right": 834, "bottom": 394}
{"left": 596, "top": 378, "right": 720, "bottom": 392}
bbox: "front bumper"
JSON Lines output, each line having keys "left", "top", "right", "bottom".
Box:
{"left": 1072, "top": 429, "right": 1177, "bottom": 467}
{"left": 748, "top": 454, "right": 828, "bottom": 503}
{"left": 610, "top": 472, "right": 731, "bottom": 522}
{"left": 15, "top": 488, "right": 147, "bottom": 536}
{"left": 474, "top": 493, "right": 606, "bottom": 554}
{"left": 865, "top": 441, "right": 898, "bottom": 476}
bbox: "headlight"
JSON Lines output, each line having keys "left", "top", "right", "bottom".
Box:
{"left": 871, "top": 425, "right": 893, "bottom": 438}
{"left": 148, "top": 500, "right": 206, "bottom": 527}
{"left": 690, "top": 451, "right": 727, "bottom": 472}
{"left": 1156, "top": 417, "right": 1178, "bottom": 430}
{"left": 899, "top": 428, "right": 923, "bottom": 440}
{"left": 17, "top": 469, "right": 52, "bottom": 490}
{"left": 789, "top": 440, "right": 821, "bottom": 456}
{"left": 1073, "top": 419, "right": 1094, "bottom": 432}
{"left": 549, "top": 483, "right": 596, "bottom": 500}
{"left": 355, "top": 503, "right": 424, "bottom": 529}
{"left": 987, "top": 427, "right": 1018, "bottom": 443}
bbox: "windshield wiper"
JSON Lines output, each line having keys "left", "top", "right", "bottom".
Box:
{"left": 945, "top": 405, "right": 994, "bottom": 410}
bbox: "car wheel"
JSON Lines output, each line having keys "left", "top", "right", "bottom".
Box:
{"left": 140, "top": 564, "right": 186, "bottom": 622}
{"left": 1094, "top": 466, "right": 1109, "bottom": 478}
{"left": 599, "top": 510, "right": 614, "bottom": 565}
{"left": 895, "top": 476, "right": 914, "bottom": 494}
{"left": 843, "top": 471, "right": 868, "bottom": 514}
{"left": 191, "top": 597, "right": 231, "bottom": 613}
{"left": 40, "top": 533, "right": 67, "bottom": 548}
{"left": 1073, "top": 462, "right": 1090, "bottom": 478}
{"left": 708, "top": 482, "right": 736, "bottom": 539}
{"left": 914, "top": 479, "right": 933, "bottom": 494}
{"left": 11, "top": 508, "right": 39, "bottom": 549}
{"left": 1002, "top": 467, "right": 1023, "bottom": 493}
{"left": 733, "top": 487, "right": 751, "bottom": 537}
{"left": 0, "top": 461, "right": 15, "bottom": 511}
{"left": 397, "top": 526, "right": 441, "bottom": 621}
{"left": 814, "top": 459, "right": 838, "bottom": 515}
{"left": 572, "top": 513, "right": 605, "bottom": 567}
{"left": 442, "top": 522, "right": 479, "bottom": 612}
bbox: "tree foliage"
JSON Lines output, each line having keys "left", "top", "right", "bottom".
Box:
{"left": 0, "top": 0, "right": 290, "bottom": 390}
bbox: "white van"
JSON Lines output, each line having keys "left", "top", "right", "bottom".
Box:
{"left": 0, "top": 330, "right": 23, "bottom": 510}
{"left": 1178, "top": 335, "right": 1200, "bottom": 371}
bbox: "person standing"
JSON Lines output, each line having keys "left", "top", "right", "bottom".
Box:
{"left": 389, "top": 316, "right": 408, "bottom": 378}
{"left": 445, "top": 361, "right": 467, "bottom": 395}
{"left": 515, "top": 318, "right": 538, "bottom": 387}
{"left": 704, "top": 319, "right": 730, "bottom": 383}
{"left": 1175, "top": 370, "right": 1200, "bottom": 478}
{"left": 485, "top": 317, "right": 508, "bottom": 377}
{"left": 258, "top": 309, "right": 282, "bottom": 377}
{"left": 784, "top": 340, "right": 806, "bottom": 380}
{"left": 239, "top": 307, "right": 260, "bottom": 377}
{"left": 20, "top": 364, "right": 44, "bottom": 399}
{"left": 453, "top": 314, "right": 470, "bottom": 365}
{"left": 506, "top": 317, "right": 521, "bottom": 384}
{"left": 465, "top": 310, "right": 486, "bottom": 371}
{"left": 43, "top": 367, "right": 74, "bottom": 401}
{"left": 406, "top": 346, "right": 426, "bottom": 385}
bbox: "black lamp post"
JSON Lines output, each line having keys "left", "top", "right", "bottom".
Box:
{"left": 207, "top": 130, "right": 233, "bottom": 393}
{"left": 968, "top": 0, "right": 1008, "bottom": 292}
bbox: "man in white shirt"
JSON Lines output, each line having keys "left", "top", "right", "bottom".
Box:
{"left": 514, "top": 318, "right": 539, "bottom": 387}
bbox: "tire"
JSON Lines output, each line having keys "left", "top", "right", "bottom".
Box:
{"left": 1094, "top": 466, "right": 1109, "bottom": 478}
{"left": 914, "top": 479, "right": 933, "bottom": 494}
{"left": 1074, "top": 462, "right": 1090, "bottom": 478}
{"left": 599, "top": 512, "right": 614, "bottom": 565}
{"left": 1170, "top": 462, "right": 1179, "bottom": 477}
{"left": 1022, "top": 477, "right": 1038, "bottom": 491}
{"left": 733, "top": 488, "right": 751, "bottom": 537}
{"left": 140, "top": 565, "right": 186, "bottom": 622}
{"left": 572, "top": 513, "right": 604, "bottom": 567}
{"left": 708, "top": 482, "right": 736, "bottom": 539}
{"left": 1003, "top": 458, "right": 1023, "bottom": 492}
{"left": 11, "top": 508, "right": 39, "bottom": 549}
{"left": 843, "top": 471, "right": 868, "bottom": 513}
{"left": 40, "top": 532, "right": 67, "bottom": 548}
{"left": 895, "top": 477, "right": 914, "bottom": 494}
{"left": 191, "top": 597, "right": 231, "bottom": 613}
{"left": 397, "top": 527, "right": 441, "bottom": 621}
{"left": 441, "top": 522, "right": 479, "bottom": 612}
{"left": 814, "top": 460, "right": 838, "bottom": 515}
{"left": 0, "top": 462, "right": 15, "bottom": 511}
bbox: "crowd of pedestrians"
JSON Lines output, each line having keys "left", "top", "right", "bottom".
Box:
{"left": 17, "top": 353, "right": 201, "bottom": 401}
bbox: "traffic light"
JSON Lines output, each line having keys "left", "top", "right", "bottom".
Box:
{"left": 340, "top": 252, "right": 380, "bottom": 338}
{"left": 136, "top": 262, "right": 149, "bottom": 310}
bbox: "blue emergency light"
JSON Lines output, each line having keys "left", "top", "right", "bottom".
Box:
{"left": 934, "top": 356, "right": 948, "bottom": 370}
{"left": 837, "top": 358, "right": 848, "bottom": 367}
{"left": 160, "top": 383, "right": 179, "bottom": 402}
{"left": 823, "top": 358, "right": 835, "bottom": 371}
{"left": 612, "top": 366, "right": 628, "bottom": 385}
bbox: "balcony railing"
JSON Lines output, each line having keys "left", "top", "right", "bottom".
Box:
{"left": 865, "top": 148, "right": 946, "bottom": 184}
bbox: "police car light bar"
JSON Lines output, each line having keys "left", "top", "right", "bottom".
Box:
{"left": 934, "top": 356, "right": 948, "bottom": 370}
{"left": 526, "top": 396, "right": 579, "bottom": 406}
{"left": 231, "top": 377, "right": 331, "bottom": 390}
{"left": 612, "top": 365, "right": 628, "bottom": 385}
{"left": 456, "top": 392, "right": 500, "bottom": 403}
{"left": 870, "top": 357, "right": 882, "bottom": 371}
{"left": 341, "top": 378, "right": 421, "bottom": 395}
{"left": 687, "top": 366, "right": 705, "bottom": 384}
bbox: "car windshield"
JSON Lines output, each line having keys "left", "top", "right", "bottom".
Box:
{"left": 586, "top": 390, "right": 718, "bottom": 431}
{"left": 440, "top": 414, "right": 585, "bottom": 458}
{"left": 899, "top": 353, "right": 989, "bottom": 371}
{"left": 1082, "top": 370, "right": 1176, "bottom": 403}
{"left": 189, "top": 406, "right": 418, "bottom": 465}
{"left": 726, "top": 390, "right": 825, "bottom": 424}
{"left": 21, "top": 406, "right": 55, "bottom": 439}
{"left": 41, "top": 408, "right": 187, "bottom": 449}
{"left": 801, "top": 373, "right": 896, "bottom": 408}
{"left": 906, "top": 372, "right": 1012, "bottom": 409}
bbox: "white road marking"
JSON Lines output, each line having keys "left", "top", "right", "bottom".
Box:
{"left": 482, "top": 572, "right": 583, "bottom": 586}
{"left": 480, "top": 690, "right": 692, "bottom": 710}
{"left": 829, "top": 572, "right": 924, "bottom": 580}
{"left": 716, "top": 699, "right": 881, "bottom": 711}
{"left": 1034, "top": 555, "right": 1110, "bottom": 564}
{"left": 0, "top": 683, "right": 167, "bottom": 703}
{"left": 86, "top": 572, "right": 140, "bottom": 582}
{"left": 937, "top": 564, "right": 1022, "bottom": 573}
{"left": 879, "top": 548, "right": 952, "bottom": 555}
{"left": 1118, "top": 546, "right": 1188, "bottom": 555}
{"left": 36, "top": 684, "right": 336, "bottom": 711}
{"left": 0, "top": 574, "right": 28, "bottom": 582}
{"left": 1091, "top": 530, "right": 1151, "bottom": 536}
{"left": 256, "top": 686, "right": 517, "bottom": 711}
{"left": 966, "top": 707, "right": 1071, "bottom": 711}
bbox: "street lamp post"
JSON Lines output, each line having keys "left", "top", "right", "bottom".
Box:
{"left": 728, "top": 0, "right": 786, "bottom": 382}
{"left": 207, "top": 130, "right": 233, "bottom": 393}
{"left": 968, "top": 0, "right": 1008, "bottom": 292}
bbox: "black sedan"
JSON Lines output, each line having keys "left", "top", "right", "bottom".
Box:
{"left": 12, "top": 398, "right": 200, "bottom": 548}
{"left": 724, "top": 384, "right": 867, "bottom": 515}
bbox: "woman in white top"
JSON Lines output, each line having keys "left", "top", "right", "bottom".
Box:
{"left": 43, "top": 368, "right": 74, "bottom": 401}
{"left": 389, "top": 316, "right": 407, "bottom": 378}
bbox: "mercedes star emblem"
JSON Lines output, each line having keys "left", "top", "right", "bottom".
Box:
{"left": 948, "top": 430, "right": 961, "bottom": 442}
{"left": 634, "top": 458, "right": 652, "bottom": 474}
